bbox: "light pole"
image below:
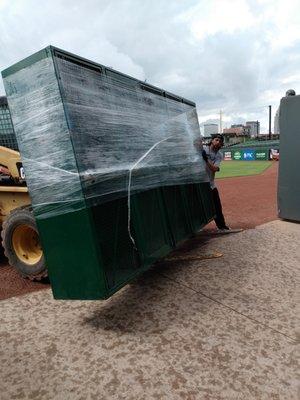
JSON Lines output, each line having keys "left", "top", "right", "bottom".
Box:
{"left": 269, "top": 105, "right": 272, "bottom": 140}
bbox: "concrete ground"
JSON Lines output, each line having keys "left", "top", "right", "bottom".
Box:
{"left": 0, "top": 220, "right": 299, "bottom": 400}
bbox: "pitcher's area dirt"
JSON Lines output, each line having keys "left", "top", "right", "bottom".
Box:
{"left": 0, "top": 163, "right": 278, "bottom": 300}
{"left": 0, "top": 219, "right": 299, "bottom": 400}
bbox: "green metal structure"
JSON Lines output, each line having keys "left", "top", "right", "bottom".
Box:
{"left": 2, "top": 46, "right": 214, "bottom": 300}
{"left": 228, "top": 140, "right": 279, "bottom": 149}
{"left": 278, "top": 94, "right": 300, "bottom": 221}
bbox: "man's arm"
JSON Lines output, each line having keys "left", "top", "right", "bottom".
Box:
{"left": 202, "top": 150, "right": 221, "bottom": 172}
{"left": 206, "top": 161, "right": 220, "bottom": 172}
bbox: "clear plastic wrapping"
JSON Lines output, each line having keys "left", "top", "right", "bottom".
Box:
{"left": 4, "top": 51, "right": 208, "bottom": 219}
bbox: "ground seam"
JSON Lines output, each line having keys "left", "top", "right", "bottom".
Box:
{"left": 159, "top": 272, "right": 297, "bottom": 342}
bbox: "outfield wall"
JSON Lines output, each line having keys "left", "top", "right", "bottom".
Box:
{"left": 222, "top": 147, "right": 279, "bottom": 161}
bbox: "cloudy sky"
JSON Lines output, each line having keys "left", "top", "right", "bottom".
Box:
{"left": 1, "top": 0, "right": 299, "bottom": 132}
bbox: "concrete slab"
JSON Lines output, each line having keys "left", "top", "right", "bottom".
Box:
{"left": 0, "top": 220, "right": 299, "bottom": 400}
{"left": 161, "top": 220, "right": 300, "bottom": 339}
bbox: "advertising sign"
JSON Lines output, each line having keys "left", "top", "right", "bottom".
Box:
{"left": 233, "top": 151, "right": 242, "bottom": 160}
{"left": 224, "top": 151, "right": 232, "bottom": 160}
{"left": 255, "top": 150, "right": 268, "bottom": 160}
{"left": 242, "top": 150, "right": 255, "bottom": 160}
{"left": 269, "top": 148, "right": 279, "bottom": 160}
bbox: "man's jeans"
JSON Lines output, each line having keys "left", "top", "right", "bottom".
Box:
{"left": 212, "top": 187, "right": 227, "bottom": 229}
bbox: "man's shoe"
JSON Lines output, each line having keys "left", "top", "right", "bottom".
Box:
{"left": 217, "top": 225, "right": 230, "bottom": 231}
{"left": 216, "top": 227, "right": 243, "bottom": 234}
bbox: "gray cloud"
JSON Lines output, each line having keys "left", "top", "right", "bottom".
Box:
{"left": 0, "top": 0, "right": 299, "bottom": 131}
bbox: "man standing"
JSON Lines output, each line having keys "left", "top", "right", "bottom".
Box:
{"left": 201, "top": 134, "right": 231, "bottom": 231}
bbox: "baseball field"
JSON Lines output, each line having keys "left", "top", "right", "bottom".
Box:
{"left": 216, "top": 160, "right": 272, "bottom": 179}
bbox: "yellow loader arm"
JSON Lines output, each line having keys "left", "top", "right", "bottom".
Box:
{"left": 0, "top": 147, "right": 45, "bottom": 279}
{"left": 0, "top": 146, "right": 23, "bottom": 180}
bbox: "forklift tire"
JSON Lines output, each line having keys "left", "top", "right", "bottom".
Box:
{"left": 1, "top": 206, "right": 47, "bottom": 280}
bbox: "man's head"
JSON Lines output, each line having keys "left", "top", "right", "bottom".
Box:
{"left": 210, "top": 134, "right": 224, "bottom": 151}
{"left": 286, "top": 89, "right": 296, "bottom": 97}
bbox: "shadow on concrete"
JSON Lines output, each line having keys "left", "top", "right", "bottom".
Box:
{"left": 82, "top": 233, "right": 219, "bottom": 335}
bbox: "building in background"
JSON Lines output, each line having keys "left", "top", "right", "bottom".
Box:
{"left": 246, "top": 121, "right": 260, "bottom": 137}
{"left": 203, "top": 123, "right": 218, "bottom": 136}
{"left": 222, "top": 124, "right": 250, "bottom": 145}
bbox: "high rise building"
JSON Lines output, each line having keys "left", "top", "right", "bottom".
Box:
{"left": 246, "top": 121, "right": 260, "bottom": 137}
{"left": 203, "top": 123, "right": 218, "bottom": 136}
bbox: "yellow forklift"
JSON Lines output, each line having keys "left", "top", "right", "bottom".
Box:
{"left": 0, "top": 145, "right": 46, "bottom": 279}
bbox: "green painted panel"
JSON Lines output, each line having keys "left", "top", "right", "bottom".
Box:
{"left": 196, "top": 182, "right": 215, "bottom": 222}
{"left": 132, "top": 189, "right": 172, "bottom": 265}
{"left": 278, "top": 95, "right": 300, "bottom": 221}
{"left": 255, "top": 149, "right": 268, "bottom": 160}
{"left": 90, "top": 197, "right": 140, "bottom": 290}
{"left": 181, "top": 183, "right": 209, "bottom": 233}
{"left": 36, "top": 207, "right": 107, "bottom": 300}
{"left": 161, "top": 185, "right": 191, "bottom": 246}
{"left": 233, "top": 150, "right": 242, "bottom": 160}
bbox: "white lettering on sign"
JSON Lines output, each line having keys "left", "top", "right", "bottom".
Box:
{"left": 224, "top": 151, "right": 232, "bottom": 160}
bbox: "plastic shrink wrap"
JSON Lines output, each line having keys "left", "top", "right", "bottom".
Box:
{"left": 2, "top": 47, "right": 214, "bottom": 299}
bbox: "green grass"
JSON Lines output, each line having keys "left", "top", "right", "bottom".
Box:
{"left": 216, "top": 161, "right": 272, "bottom": 179}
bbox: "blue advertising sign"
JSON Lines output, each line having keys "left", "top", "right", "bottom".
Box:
{"left": 242, "top": 150, "right": 255, "bottom": 160}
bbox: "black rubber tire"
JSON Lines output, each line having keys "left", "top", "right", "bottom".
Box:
{"left": 1, "top": 206, "right": 47, "bottom": 280}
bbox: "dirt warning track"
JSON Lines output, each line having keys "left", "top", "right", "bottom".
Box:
{"left": 213, "top": 161, "right": 278, "bottom": 230}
